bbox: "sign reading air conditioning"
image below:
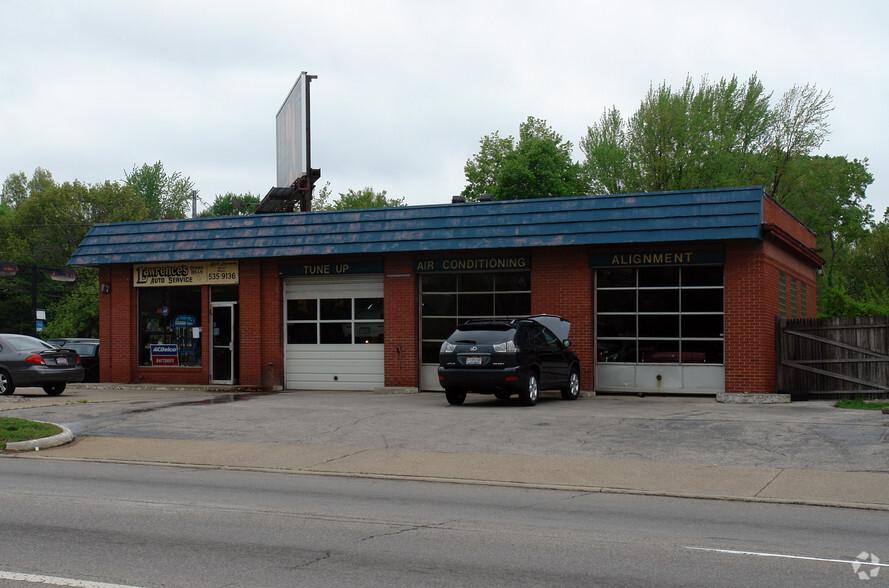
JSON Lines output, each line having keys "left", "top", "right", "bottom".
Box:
{"left": 133, "top": 261, "right": 239, "bottom": 287}
{"left": 414, "top": 256, "right": 530, "bottom": 273}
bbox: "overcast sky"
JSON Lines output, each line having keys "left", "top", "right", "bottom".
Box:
{"left": 2, "top": 0, "right": 886, "bottom": 218}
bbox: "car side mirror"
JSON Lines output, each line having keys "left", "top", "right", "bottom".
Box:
{"left": 563, "top": 339, "right": 571, "bottom": 348}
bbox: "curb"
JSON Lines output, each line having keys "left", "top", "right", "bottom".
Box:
{"left": 5, "top": 423, "right": 74, "bottom": 452}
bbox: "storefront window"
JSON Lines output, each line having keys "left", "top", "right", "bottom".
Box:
{"left": 138, "top": 287, "right": 202, "bottom": 366}
{"left": 596, "top": 266, "right": 724, "bottom": 364}
{"left": 420, "top": 271, "right": 531, "bottom": 363}
{"left": 286, "top": 297, "right": 383, "bottom": 345}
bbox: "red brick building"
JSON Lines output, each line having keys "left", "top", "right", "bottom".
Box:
{"left": 69, "top": 187, "right": 822, "bottom": 400}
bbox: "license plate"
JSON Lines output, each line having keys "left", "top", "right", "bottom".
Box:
{"left": 56, "top": 357, "right": 68, "bottom": 365}
{"left": 465, "top": 356, "right": 483, "bottom": 366}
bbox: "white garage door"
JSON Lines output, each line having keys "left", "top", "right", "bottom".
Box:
{"left": 284, "top": 275, "right": 384, "bottom": 390}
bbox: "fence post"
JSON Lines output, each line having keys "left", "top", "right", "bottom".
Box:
{"left": 775, "top": 316, "right": 785, "bottom": 393}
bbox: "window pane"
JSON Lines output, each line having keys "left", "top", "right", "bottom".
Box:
{"left": 320, "top": 322, "right": 352, "bottom": 344}
{"left": 638, "top": 289, "right": 679, "bottom": 312}
{"left": 355, "top": 298, "right": 384, "bottom": 320}
{"left": 354, "top": 322, "right": 384, "bottom": 344}
{"left": 495, "top": 292, "right": 530, "bottom": 316}
{"left": 210, "top": 285, "right": 239, "bottom": 302}
{"left": 597, "top": 315, "right": 636, "bottom": 338}
{"left": 683, "top": 266, "right": 723, "bottom": 286}
{"left": 640, "top": 341, "right": 682, "bottom": 363}
{"left": 421, "top": 274, "right": 457, "bottom": 292}
{"left": 422, "top": 294, "right": 456, "bottom": 316}
{"left": 639, "top": 267, "right": 679, "bottom": 287}
{"left": 597, "top": 289, "right": 636, "bottom": 312}
{"left": 639, "top": 314, "right": 679, "bottom": 338}
{"left": 495, "top": 272, "right": 530, "bottom": 291}
{"left": 320, "top": 298, "right": 350, "bottom": 320}
{"left": 681, "top": 289, "right": 723, "bottom": 312}
{"left": 459, "top": 293, "right": 494, "bottom": 316}
{"left": 681, "top": 314, "right": 724, "bottom": 338}
{"left": 287, "top": 323, "right": 317, "bottom": 344}
{"left": 422, "top": 341, "right": 443, "bottom": 364}
{"left": 460, "top": 273, "right": 494, "bottom": 292}
{"left": 597, "top": 340, "right": 636, "bottom": 363}
{"left": 137, "top": 286, "right": 201, "bottom": 367}
{"left": 682, "top": 340, "right": 724, "bottom": 364}
{"left": 598, "top": 268, "right": 635, "bottom": 288}
{"left": 287, "top": 299, "right": 317, "bottom": 321}
{"left": 423, "top": 317, "right": 457, "bottom": 340}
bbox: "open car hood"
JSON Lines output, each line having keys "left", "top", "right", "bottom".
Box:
{"left": 527, "top": 314, "right": 571, "bottom": 342}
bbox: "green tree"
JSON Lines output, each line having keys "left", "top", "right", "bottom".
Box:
{"left": 463, "top": 117, "right": 584, "bottom": 201}
{"left": 40, "top": 271, "right": 100, "bottom": 338}
{"left": 461, "top": 131, "right": 515, "bottom": 200}
{"left": 316, "top": 187, "right": 405, "bottom": 211}
{"left": 0, "top": 173, "right": 149, "bottom": 334}
{"left": 581, "top": 75, "right": 772, "bottom": 194}
{"left": 779, "top": 155, "right": 874, "bottom": 290}
{"left": 125, "top": 161, "right": 195, "bottom": 219}
{"left": 199, "top": 192, "right": 262, "bottom": 217}
{"left": 1, "top": 172, "right": 28, "bottom": 207}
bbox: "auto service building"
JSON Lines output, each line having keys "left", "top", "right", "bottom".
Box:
{"left": 68, "top": 186, "right": 823, "bottom": 400}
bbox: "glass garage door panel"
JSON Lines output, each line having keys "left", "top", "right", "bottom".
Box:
{"left": 420, "top": 271, "right": 531, "bottom": 390}
{"left": 596, "top": 265, "right": 724, "bottom": 394}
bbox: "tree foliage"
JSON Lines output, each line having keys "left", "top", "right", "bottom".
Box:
{"left": 0, "top": 167, "right": 151, "bottom": 335}
{"left": 314, "top": 186, "right": 405, "bottom": 211}
{"left": 463, "top": 117, "right": 584, "bottom": 201}
{"left": 579, "top": 74, "right": 879, "bottom": 316}
{"left": 125, "top": 161, "right": 195, "bottom": 219}
{"left": 199, "top": 192, "right": 261, "bottom": 217}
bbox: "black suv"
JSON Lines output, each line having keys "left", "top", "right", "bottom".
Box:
{"left": 438, "top": 315, "right": 580, "bottom": 406}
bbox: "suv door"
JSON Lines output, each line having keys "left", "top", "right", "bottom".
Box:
{"left": 537, "top": 325, "right": 568, "bottom": 388}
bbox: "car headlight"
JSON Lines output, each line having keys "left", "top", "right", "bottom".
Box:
{"left": 492, "top": 340, "right": 518, "bottom": 353}
{"left": 440, "top": 341, "right": 456, "bottom": 354}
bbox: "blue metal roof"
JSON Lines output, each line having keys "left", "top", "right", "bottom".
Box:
{"left": 68, "top": 186, "right": 765, "bottom": 266}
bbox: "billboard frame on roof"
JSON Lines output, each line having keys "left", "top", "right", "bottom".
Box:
{"left": 276, "top": 72, "right": 315, "bottom": 188}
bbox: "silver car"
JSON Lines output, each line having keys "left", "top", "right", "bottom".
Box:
{"left": 0, "top": 334, "right": 84, "bottom": 396}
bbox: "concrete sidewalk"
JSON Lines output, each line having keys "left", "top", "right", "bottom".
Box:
{"left": 5, "top": 384, "right": 889, "bottom": 511}
{"left": 30, "top": 435, "right": 889, "bottom": 510}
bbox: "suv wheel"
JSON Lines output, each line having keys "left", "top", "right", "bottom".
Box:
{"left": 561, "top": 369, "right": 580, "bottom": 400}
{"left": 520, "top": 373, "right": 538, "bottom": 406}
{"left": 445, "top": 388, "right": 466, "bottom": 406}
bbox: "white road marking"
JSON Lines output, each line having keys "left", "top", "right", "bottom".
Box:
{"left": 685, "top": 546, "right": 889, "bottom": 567}
{"left": 0, "top": 570, "right": 147, "bottom": 588}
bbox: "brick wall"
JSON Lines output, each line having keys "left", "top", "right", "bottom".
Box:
{"left": 530, "top": 247, "right": 593, "bottom": 390}
{"left": 383, "top": 254, "right": 418, "bottom": 387}
{"left": 724, "top": 241, "right": 774, "bottom": 393}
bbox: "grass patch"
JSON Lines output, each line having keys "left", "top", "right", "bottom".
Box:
{"left": 0, "top": 417, "right": 63, "bottom": 449}
{"left": 834, "top": 399, "right": 889, "bottom": 411}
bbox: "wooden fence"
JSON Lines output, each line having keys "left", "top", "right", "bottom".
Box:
{"left": 776, "top": 316, "right": 889, "bottom": 399}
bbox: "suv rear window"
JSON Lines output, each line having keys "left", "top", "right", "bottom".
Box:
{"left": 450, "top": 324, "right": 516, "bottom": 344}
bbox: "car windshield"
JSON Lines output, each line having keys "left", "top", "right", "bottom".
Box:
{"left": 450, "top": 324, "right": 516, "bottom": 345}
{"left": 4, "top": 335, "right": 54, "bottom": 352}
{"left": 65, "top": 343, "right": 97, "bottom": 357}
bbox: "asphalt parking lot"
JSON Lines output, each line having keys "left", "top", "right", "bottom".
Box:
{"left": 4, "top": 385, "right": 888, "bottom": 474}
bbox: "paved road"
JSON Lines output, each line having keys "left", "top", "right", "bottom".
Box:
{"left": 3, "top": 458, "right": 887, "bottom": 587}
